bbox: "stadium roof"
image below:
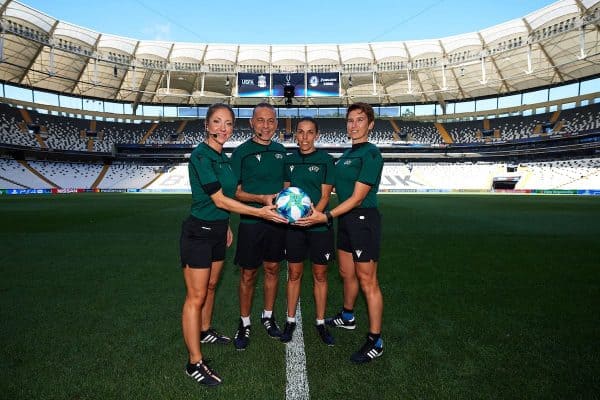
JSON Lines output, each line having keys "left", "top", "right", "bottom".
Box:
{"left": 0, "top": 0, "right": 598, "bottom": 109}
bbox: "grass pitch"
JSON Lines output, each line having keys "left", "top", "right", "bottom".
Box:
{"left": 1, "top": 193, "right": 599, "bottom": 399}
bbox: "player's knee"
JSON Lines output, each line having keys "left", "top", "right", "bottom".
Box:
{"left": 264, "top": 263, "right": 280, "bottom": 277}
{"left": 240, "top": 269, "right": 258, "bottom": 286}
{"left": 288, "top": 270, "right": 303, "bottom": 282}
{"left": 185, "top": 290, "right": 207, "bottom": 307}
{"left": 207, "top": 279, "right": 219, "bottom": 292}
{"left": 313, "top": 270, "right": 327, "bottom": 284}
{"left": 357, "top": 271, "right": 377, "bottom": 289}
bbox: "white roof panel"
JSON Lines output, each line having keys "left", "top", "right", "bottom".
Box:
{"left": 271, "top": 45, "right": 305, "bottom": 64}
{"left": 404, "top": 40, "right": 442, "bottom": 57}
{"left": 5, "top": 1, "right": 54, "bottom": 32}
{"left": 582, "top": 0, "right": 600, "bottom": 7}
{"left": 237, "top": 45, "right": 270, "bottom": 63}
{"left": 0, "top": 0, "right": 596, "bottom": 107}
{"left": 526, "top": 1, "right": 580, "bottom": 29}
{"left": 97, "top": 34, "right": 138, "bottom": 54}
{"left": 441, "top": 32, "right": 481, "bottom": 53}
{"left": 339, "top": 43, "right": 372, "bottom": 62}
{"left": 170, "top": 43, "right": 207, "bottom": 62}
{"left": 371, "top": 42, "right": 407, "bottom": 61}
{"left": 203, "top": 44, "right": 238, "bottom": 63}
{"left": 306, "top": 45, "right": 339, "bottom": 63}
{"left": 136, "top": 41, "right": 173, "bottom": 59}
{"left": 54, "top": 21, "right": 98, "bottom": 46}
{"left": 479, "top": 19, "right": 527, "bottom": 44}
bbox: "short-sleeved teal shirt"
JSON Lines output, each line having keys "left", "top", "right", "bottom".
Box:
{"left": 188, "top": 142, "right": 237, "bottom": 221}
{"left": 284, "top": 149, "right": 335, "bottom": 231}
{"left": 334, "top": 142, "right": 383, "bottom": 208}
{"left": 231, "top": 139, "right": 286, "bottom": 223}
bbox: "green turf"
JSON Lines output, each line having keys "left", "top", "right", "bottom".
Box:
{"left": 0, "top": 193, "right": 599, "bottom": 399}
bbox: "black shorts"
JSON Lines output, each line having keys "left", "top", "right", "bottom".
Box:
{"left": 179, "top": 216, "right": 228, "bottom": 269}
{"left": 337, "top": 208, "right": 381, "bottom": 262}
{"left": 234, "top": 221, "right": 286, "bottom": 269}
{"left": 285, "top": 226, "right": 335, "bottom": 265}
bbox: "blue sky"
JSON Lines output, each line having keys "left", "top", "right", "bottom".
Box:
{"left": 23, "top": 0, "right": 555, "bottom": 44}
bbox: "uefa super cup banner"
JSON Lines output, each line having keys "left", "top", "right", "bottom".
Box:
{"left": 305, "top": 72, "right": 340, "bottom": 97}
{"left": 237, "top": 73, "right": 340, "bottom": 97}
{"left": 237, "top": 73, "right": 271, "bottom": 97}
{"left": 272, "top": 73, "right": 339, "bottom": 97}
{"left": 272, "top": 73, "right": 305, "bottom": 97}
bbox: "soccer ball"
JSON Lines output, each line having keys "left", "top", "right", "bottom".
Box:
{"left": 275, "top": 187, "right": 312, "bottom": 223}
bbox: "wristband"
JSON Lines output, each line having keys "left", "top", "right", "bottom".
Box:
{"left": 325, "top": 210, "right": 333, "bottom": 226}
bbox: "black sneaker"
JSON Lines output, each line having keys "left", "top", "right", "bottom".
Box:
{"left": 280, "top": 321, "right": 296, "bottom": 343}
{"left": 185, "top": 360, "right": 222, "bottom": 387}
{"left": 325, "top": 312, "right": 356, "bottom": 330}
{"left": 233, "top": 319, "right": 251, "bottom": 350}
{"left": 200, "top": 328, "right": 231, "bottom": 345}
{"left": 316, "top": 324, "right": 335, "bottom": 346}
{"left": 350, "top": 335, "right": 383, "bottom": 364}
{"left": 261, "top": 316, "right": 282, "bottom": 338}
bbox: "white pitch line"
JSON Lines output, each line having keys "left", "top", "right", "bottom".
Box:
{"left": 285, "top": 298, "right": 310, "bottom": 400}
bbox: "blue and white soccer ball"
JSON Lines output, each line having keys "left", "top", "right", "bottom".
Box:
{"left": 275, "top": 186, "right": 312, "bottom": 223}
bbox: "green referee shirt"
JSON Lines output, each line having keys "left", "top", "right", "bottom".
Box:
{"left": 284, "top": 149, "right": 335, "bottom": 231}
{"left": 334, "top": 142, "right": 383, "bottom": 208}
{"left": 231, "top": 138, "right": 287, "bottom": 223}
{"left": 188, "top": 142, "right": 237, "bottom": 221}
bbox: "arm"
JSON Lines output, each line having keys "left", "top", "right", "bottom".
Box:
{"left": 313, "top": 183, "right": 333, "bottom": 213}
{"left": 235, "top": 184, "right": 277, "bottom": 206}
{"left": 330, "top": 181, "right": 370, "bottom": 217}
{"left": 212, "top": 189, "right": 287, "bottom": 223}
{"left": 296, "top": 181, "right": 371, "bottom": 226}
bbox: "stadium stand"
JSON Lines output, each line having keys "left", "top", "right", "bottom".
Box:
{"left": 0, "top": 157, "right": 164, "bottom": 190}
{"left": 2, "top": 102, "right": 600, "bottom": 151}
{"left": 390, "top": 120, "right": 442, "bottom": 144}
{"left": 127, "top": 159, "right": 600, "bottom": 192}
{"left": 97, "top": 163, "right": 162, "bottom": 189}
{"left": 559, "top": 103, "right": 600, "bottom": 135}
{"left": 27, "top": 160, "right": 104, "bottom": 189}
{"left": 0, "top": 105, "right": 40, "bottom": 148}
{"left": 2, "top": 100, "right": 599, "bottom": 191}
{"left": 515, "top": 158, "right": 600, "bottom": 190}
{"left": 141, "top": 159, "right": 597, "bottom": 192}
{"left": 0, "top": 157, "right": 53, "bottom": 188}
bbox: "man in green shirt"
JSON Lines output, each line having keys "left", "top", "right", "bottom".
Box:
{"left": 230, "top": 103, "right": 287, "bottom": 350}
